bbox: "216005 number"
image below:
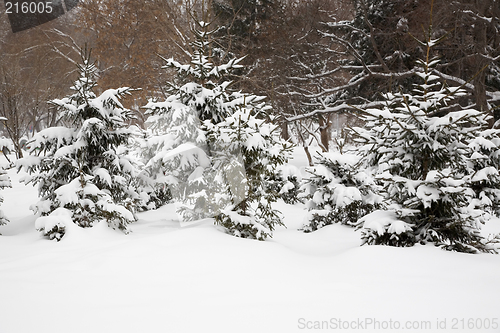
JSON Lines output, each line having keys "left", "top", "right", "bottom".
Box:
{"left": 5, "top": 2, "right": 53, "bottom": 14}
{"left": 451, "top": 318, "right": 498, "bottom": 330}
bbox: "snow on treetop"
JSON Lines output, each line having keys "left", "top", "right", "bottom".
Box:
{"left": 162, "top": 57, "right": 195, "bottom": 76}
{"left": 209, "top": 57, "right": 245, "bottom": 77}
{"left": 95, "top": 168, "right": 112, "bottom": 186}
{"left": 365, "top": 107, "right": 401, "bottom": 119}
{"left": 191, "top": 54, "right": 212, "bottom": 69}
{"left": 0, "top": 168, "right": 11, "bottom": 188}
{"left": 53, "top": 142, "right": 81, "bottom": 159}
{"left": 160, "top": 142, "right": 211, "bottom": 168}
{"left": 245, "top": 132, "right": 266, "bottom": 151}
{"left": 470, "top": 151, "right": 488, "bottom": 160}
{"left": 426, "top": 37, "right": 440, "bottom": 48}
{"left": 416, "top": 184, "right": 440, "bottom": 208}
{"left": 221, "top": 209, "right": 271, "bottom": 237}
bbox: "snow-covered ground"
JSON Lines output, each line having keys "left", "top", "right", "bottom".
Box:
{"left": 1, "top": 150, "right": 499, "bottom": 333}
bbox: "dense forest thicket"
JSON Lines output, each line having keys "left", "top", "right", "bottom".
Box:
{"left": 1, "top": 0, "right": 499, "bottom": 157}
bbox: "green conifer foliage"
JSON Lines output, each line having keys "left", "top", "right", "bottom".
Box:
{"left": 301, "top": 152, "right": 383, "bottom": 233}
{"left": 352, "top": 32, "right": 500, "bottom": 253}
{"left": 17, "top": 48, "right": 139, "bottom": 240}
{"left": 144, "top": 18, "right": 292, "bottom": 240}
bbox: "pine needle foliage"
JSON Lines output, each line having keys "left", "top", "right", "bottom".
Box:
{"left": 351, "top": 29, "right": 500, "bottom": 253}
{"left": 144, "top": 17, "right": 292, "bottom": 240}
{"left": 301, "top": 151, "right": 382, "bottom": 232}
{"left": 17, "top": 48, "right": 140, "bottom": 240}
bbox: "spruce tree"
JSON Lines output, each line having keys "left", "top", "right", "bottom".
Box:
{"left": 351, "top": 32, "right": 500, "bottom": 253}
{"left": 17, "top": 48, "right": 139, "bottom": 240}
{"left": 142, "top": 20, "right": 232, "bottom": 218}
{"left": 144, "top": 18, "right": 291, "bottom": 240}
{"left": 204, "top": 102, "right": 291, "bottom": 240}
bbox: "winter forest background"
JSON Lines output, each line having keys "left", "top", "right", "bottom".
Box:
{"left": 1, "top": 0, "right": 500, "bottom": 332}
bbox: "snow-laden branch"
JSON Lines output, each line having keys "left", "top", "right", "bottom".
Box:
{"left": 286, "top": 69, "right": 415, "bottom": 99}
{"left": 285, "top": 103, "right": 350, "bottom": 122}
{"left": 40, "top": 29, "right": 82, "bottom": 66}
{"left": 323, "top": 20, "right": 369, "bottom": 38}
{"left": 284, "top": 100, "right": 386, "bottom": 123}
{"left": 461, "top": 10, "right": 493, "bottom": 23}
{"left": 431, "top": 69, "right": 499, "bottom": 101}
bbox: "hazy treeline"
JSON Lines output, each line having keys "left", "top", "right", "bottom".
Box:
{"left": 0, "top": 0, "right": 499, "bottom": 158}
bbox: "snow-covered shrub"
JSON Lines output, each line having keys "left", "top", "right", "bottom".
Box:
{"left": 267, "top": 164, "right": 303, "bottom": 205}
{"left": 139, "top": 180, "right": 172, "bottom": 211}
{"left": 17, "top": 48, "right": 140, "bottom": 239}
{"left": 143, "top": 19, "right": 292, "bottom": 240}
{"left": 351, "top": 34, "right": 500, "bottom": 253}
{"left": 358, "top": 210, "right": 415, "bottom": 247}
{"left": 0, "top": 167, "right": 11, "bottom": 228}
{"left": 35, "top": 208, "right": 73, "bottom": 241}
{"left": 302, "top": 152, "right": 382, "bottom": 232}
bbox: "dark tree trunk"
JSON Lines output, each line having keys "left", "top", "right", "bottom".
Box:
{"left": 317, "top": 114, "right": 331, "bottom": 152}
{"left": 281, "top": 120, "right": 289, "bottom": 141}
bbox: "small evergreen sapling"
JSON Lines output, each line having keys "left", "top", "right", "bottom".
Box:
{"left": 302, "top": 152, "right": 382, "bottom": 232}
{"left": 268, "top": 164, "right": 304, "bottom": 205}
{"left": 17, "top": 48, "right": 140, "bottom": 240}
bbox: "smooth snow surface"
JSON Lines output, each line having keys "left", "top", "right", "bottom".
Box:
{"left": 1, "top": 150, "right": 499, "bottom": 333}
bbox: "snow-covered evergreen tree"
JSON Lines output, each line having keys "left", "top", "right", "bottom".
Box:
{"left": 143, "top": 18, "right": 291, "bottom": 240}
{"left": 204, "top": 105, "right": 291, "bottom": 240}
{"left": 17, "top": 48, "right": 139, "bottom": 240}
{"left": 301, "top": 151, "right": 382, "bottom": 232}
{"left": 142, "top": 19, "right": 230, "bottom": 218}
{"left": 351, "top": 33, "right": 500, "bottom": 253}
{"left": 0, "top": 167, "right": 11, "bottom": 228}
